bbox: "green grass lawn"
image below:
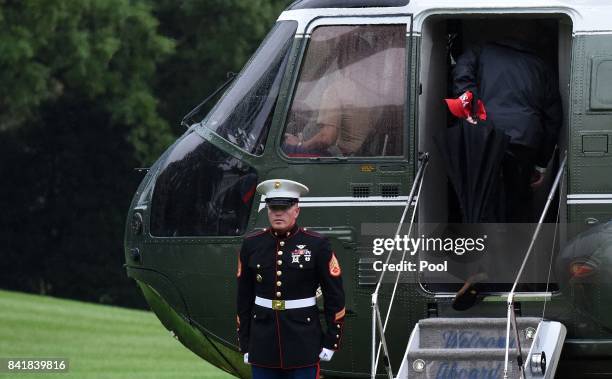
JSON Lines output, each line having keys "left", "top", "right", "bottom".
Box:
{"left": 0, "top": 289, "right": 234, "bottom": 378}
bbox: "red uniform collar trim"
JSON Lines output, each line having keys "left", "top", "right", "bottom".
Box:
{"left": 269, "top": 224, "right": 299, "bottom": 239}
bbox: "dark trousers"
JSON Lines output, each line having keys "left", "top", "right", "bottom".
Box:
{"left": 479, "top": 144, "right": 535, "bottom": 223}
{"left": 252, "top": 364, "right": 319, "bottom": 379}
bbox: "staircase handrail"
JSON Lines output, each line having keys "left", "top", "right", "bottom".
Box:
{"left": 371, "top": 152, "right": 429, "bottom": 379}
{"left": 503, "top": 154, "right": 567, "bottom": 378}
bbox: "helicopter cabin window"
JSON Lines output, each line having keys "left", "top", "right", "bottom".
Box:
{"left": 282, "top": 24, "right": 406, "bottom": 158}
{"left": 200, "top": 21, "right": 297, "bottom": 155}
{"left": 150, "top": 132, "right": 257, "bottom": 237}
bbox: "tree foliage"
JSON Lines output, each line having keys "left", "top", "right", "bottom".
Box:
{"left": 0, "top": 0, "right": 175, "bottom": 162}
{"left": 0, "top": 97, "right": 147, "bottom": 306}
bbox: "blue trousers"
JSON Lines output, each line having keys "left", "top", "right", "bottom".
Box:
{"left": 251, "top": 364, "right": 319, "bottom": 379}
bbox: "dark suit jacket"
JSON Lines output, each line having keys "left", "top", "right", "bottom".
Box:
{"left": 453, "top": 39, "right": 562, "bottom": 167}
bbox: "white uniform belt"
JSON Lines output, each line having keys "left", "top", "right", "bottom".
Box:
{"left": 255, "top": 296, "right": 316, "bottom": 310}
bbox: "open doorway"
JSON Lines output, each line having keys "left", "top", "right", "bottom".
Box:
{"left": 417, "top": 14, "right": 572, "bottom": 293}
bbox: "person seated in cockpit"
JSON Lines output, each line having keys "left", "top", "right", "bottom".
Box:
{"left": 282, "top": 26, "right": 406, "bottom": 158}
{"left": 283, "top": 71, "right": 374, "bottom": 157}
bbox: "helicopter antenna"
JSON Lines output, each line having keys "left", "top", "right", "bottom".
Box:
{"left": 180, "top": 72, "right": 237, "bottom": 128}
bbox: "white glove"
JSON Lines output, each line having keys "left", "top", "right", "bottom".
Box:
{"left": 319, "top": 348, "right": 335, "bottom": 362}
{"left": 243, "top": 353, "right": 250, "bottom": 365}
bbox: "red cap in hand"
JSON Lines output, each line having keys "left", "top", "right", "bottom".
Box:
{"left": 445, "top": 91, "right": 487, "bottom": 120}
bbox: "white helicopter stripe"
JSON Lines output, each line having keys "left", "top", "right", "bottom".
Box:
{"left": 258, "top": 196, "right": 417, "bottom": 211}
{"left": 567, "top": 194, "right": 612, "bottom": 204}
{"left": 567, "top": 194, "right": 612, "bottom": 199}
{"left": 567, "top": 200, "right": 612, "bottom": 204}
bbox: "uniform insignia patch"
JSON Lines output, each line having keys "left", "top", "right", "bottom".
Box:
{"left": 329, "top": 252, "right": 341, "bottom": 277}
{"left": 237, "top": 256, "right": 242, "bottom": 278}
{"left": 334, "top": 308, "right": 345, "bottom": 321}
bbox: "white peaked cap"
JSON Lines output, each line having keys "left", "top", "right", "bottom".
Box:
{"left": 256, "top": 179, "right": 309, "bottom": 201}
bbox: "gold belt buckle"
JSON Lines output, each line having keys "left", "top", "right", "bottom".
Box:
{"left": 272, "top": 300, "right": 285, "bottom": 310}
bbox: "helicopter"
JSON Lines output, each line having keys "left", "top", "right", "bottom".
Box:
{"left": 124, "top": 0, "right": 612, "bottom": 378}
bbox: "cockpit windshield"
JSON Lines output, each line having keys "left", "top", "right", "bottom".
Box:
{"left": 200, "top": 21, "right": 297, "bottom": 155}
{"left": 150, "top": 132, "right": 258, "bottom": 237}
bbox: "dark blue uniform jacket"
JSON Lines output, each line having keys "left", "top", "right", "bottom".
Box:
{"left": 236, "top": 224, "right": 345, "bottom": 368}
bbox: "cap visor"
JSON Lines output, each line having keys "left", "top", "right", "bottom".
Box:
{"left": 265, "top": 198, "right": 297, "bottom": 206}
{"left": 445, "top": 98, "right": 468, "bottom": 119}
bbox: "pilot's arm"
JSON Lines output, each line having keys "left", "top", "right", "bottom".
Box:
{"left": 301, "top": 124, "right": 338, "bottom": 151}
{"left": 316, "top": 238, "right": 346, "bottom": 360}
{"left": 284, "top": 83, "right": 340, "bottom": 152}
{"left": 236, "top": 243, "right": 254, "bottom": 360}
{"left": 306, "top": 83, "right": 341, "bottom": 151}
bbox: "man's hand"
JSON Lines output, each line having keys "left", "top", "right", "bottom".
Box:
{"left": 319, "top": 348, "right": 335, "bottom": 362}
{"left": 243, "top": 353, "right": 250, "bottom": 365}
{"left": 284, "top": 133, "right": 300, "bottom": 146}
{"left": 530, "top": 167, "right": 546, "bottom": 189}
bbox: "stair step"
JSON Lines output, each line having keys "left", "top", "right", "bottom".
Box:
{"left": 405, "top": 348, "right": 526, "bottom": 378}
{"left": 418, "top": 317, "right": 540, "bottom": 349}
{"left": 419, "top": 317, "right": 541, "bottom": 327}
{"left": 407, "top": 347, "right": 530, "bottom": 359}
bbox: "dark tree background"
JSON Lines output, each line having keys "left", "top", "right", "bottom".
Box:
{"left": 0, "top": 0, "right": 289, "bottom": 308}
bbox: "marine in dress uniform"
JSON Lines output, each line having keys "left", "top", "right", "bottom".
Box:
{"left": 236, "top": 179, "right": 346, "bottom": 379}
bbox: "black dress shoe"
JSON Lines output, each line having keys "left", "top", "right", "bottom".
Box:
{"left": 452, "top": 282, "right": 481, "bottom": 311}
{"left": 451, "top": 272, "right": 488, "bottom": 311}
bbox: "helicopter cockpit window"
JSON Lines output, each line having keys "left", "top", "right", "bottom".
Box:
{"left": 201, "top": 21, "right": 297, "bottom": 155}
{"left": 150, "top": 132, "right": 257, "bottom": 237}
{"left": 282, "top": 24, "right": 406, "bottom": 158}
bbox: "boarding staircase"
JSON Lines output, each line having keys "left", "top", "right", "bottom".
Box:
{"left": 371, "top": 154, "right": 568, "bottom": 379}
{"left": 395, "top": 317, "right": 566, "bottom": 379}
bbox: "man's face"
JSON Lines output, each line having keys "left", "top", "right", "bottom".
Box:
{"left": 267, "top": 203, "right": 300, "bottom": 232}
